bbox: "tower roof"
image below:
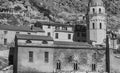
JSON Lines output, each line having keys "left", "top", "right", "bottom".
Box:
{"left": 91, "top": 0, "right": 104, "bottom": 6}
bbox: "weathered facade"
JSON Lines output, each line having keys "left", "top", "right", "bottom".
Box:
{"left": 0, "top": 25, "right": 45, "bottom": 45}
{"left": 13, "top": 34, "right": 106, "bottom": 73}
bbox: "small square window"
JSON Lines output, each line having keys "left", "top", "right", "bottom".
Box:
{"left": 4, "top": 31, "right": 8, "bottom": 34}
{"left": 62, "top": 26, "right": 67, "bottom": 30}
{"left": 48, "top": 25, "right": 51, "bottom": 28}
{"left": 16, "top": 32, "right": 19, "bottom": 34}
{"left": 42, "top": 40, "right": 48, "bottom": 44}
{"left": 26, "top": 40, "right": 32, "bottom": 43}
{"left": 28, "top": 33, "right": 31, "bottom": 35}
{"left": 55, "top": 26, "right": 60, "bottom": 30}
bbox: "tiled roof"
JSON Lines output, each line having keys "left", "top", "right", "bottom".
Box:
{"left": 0, "top": 25, "right": 44, "bottom": 32}
{"left": 36, "top": 21, "right": 74, "bottom": 27}
{"left": 16, "top": 34, "right": 53, "bottom": 41}
{"left": 55, "top": 30, "right": 73, "bottom": 33}
{"left": 54, "top": 41, "right": 91, "bottom": 47}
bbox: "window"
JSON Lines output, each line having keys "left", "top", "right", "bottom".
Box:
{"left": 68, "top": 34, "right": 71, "bottom": 39}
{"left": 26, "top": 40, "right": 32, "bottom": 43}
{"left": 45, "top": 52, "right": 49, "bottom": 63}
{"left": 28, "top": 33, "right": 31, "bottom": 35}
{"left": 55, "top": 33, "right": 59, "bottom": 39}
{"left": 56, "top": 60, "right": 61, "bottom": 70}
{"left": 93, "top": 23, "right": 95, "bottom": 29}
{"left": 16, "top": 32, "right": 19, "bottom": 34}
{"left": 83, "top": 16, "right": 85, "bottom": 20}
{"left": 29, "top": 51, "right": 33, "bottom": 62}
{"left": 48, "top": 25, "right": 51, "bottom": 28}
{"left": 62, "top": 26, "right": 67, "bottom": 30}
{"left": 74, "top": 62, "right": 78, "bottom": 70}
{"left": 55, "top": 26, "right": 60, "bottom": 30}
{"left": 93, "top": 8, "right": 95, "bottom": 13}
{"left": 92, "top": 64, "right": 96, "bottom": 71}
{"left": 99, "top": 8, "right": 101, "bottom": 13}
{"left": 4, "top": 38, "right": 7, "bottom": 45}
{"left": 81, "top": 33, "right": 86, "bottom": 37}
{"left": 4, "top": 31, "right": 8, "bottom": 34}
{"left": 47, "top": 32, "right": 51, "bottom": 36}
{"left": 100, "top": 23, "right": 102, "bottom": 29}
{"left": 42, "top": 40, "right": 48, "bottom": 44}
{"left": 93, "top": 53, "right": 97, "bottom": 59}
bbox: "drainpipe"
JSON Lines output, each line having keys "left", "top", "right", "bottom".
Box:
{"left": 106, "top": 34, "right": 110, "bottom": 73}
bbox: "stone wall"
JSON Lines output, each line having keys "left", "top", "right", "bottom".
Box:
{"left": 53, "top": 49, "right": 105, "bottom": 72}
{"left": 17, "top": 47, "right": 54, "bottom": 73}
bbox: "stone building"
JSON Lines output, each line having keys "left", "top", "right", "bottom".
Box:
{"left": 88, "top": 0, "right": 106, "bottom": 45}
{"left": 13, "top": 34, "right": 105, "bottom": 73}
{"left": 0, "top": 25, "right": 44, "bottom": 45}
{"left": 35, "top": 22, "right": 74, "bottom": 42}
{"left": 6, "top": 0, "right": 107, "bottom": 73}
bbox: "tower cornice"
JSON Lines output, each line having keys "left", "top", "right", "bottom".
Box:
{"left": 89, "top": 13, "right": 107, "bottom": 17}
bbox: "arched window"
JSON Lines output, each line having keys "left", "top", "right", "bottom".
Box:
{"left": 100, "top": 23, "right": 102, "bottom": 29}
{"left": 74, "top": 61, "right": 78, "bottom": 70}
{"left": 93, "top": 8, "right": 95, "bottom": 13}
{"left": 92, "top": 63, "right": 96, "bottom": 71}
{"left": 93, "top": 23, "right": 95, "bottom": 29}
{"left": 99, "top": 8, "right": 101, "bottom": 13}
{"left": 56, "top": 60, "right": 61, "bottom": 70}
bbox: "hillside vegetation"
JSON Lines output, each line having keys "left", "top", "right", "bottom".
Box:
{"left": 0, "top": 0, "right": 120, "bottom": 30}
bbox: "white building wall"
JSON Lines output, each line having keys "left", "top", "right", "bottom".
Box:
{"left": 17, "top": 47, "right": 54, "bottom": 73}
{"left": 43, "top": 25, "right": 55, "bottom": 37}
{"left": 54, "top": 32, "right": 73, "bottom": 42}
{"left": 0, "top": 29, "right": 45, "bottom": 45}
{"left": 67, "top": 27, "right": 73, "bottom": 31}
{"left": 43, "top": 25, "right": 74, "bottom": 42}
{"left": 19, "top": 32, "right": 45, "bottom": 36}
{"left": 96, "top": 30, "right": 106, "bottom": 44}
{"left": 0, "top": 30, "right": 16, "bottom": 44}
{"left": 89, "top": 3, "right": 106, "bottom": 44}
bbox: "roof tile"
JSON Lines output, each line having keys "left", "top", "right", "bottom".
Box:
{"left": 16, "top": 34, "right": 53, "bottom": 41}
{"left": 0, "top": 25, "right": 44, "bottom": 32}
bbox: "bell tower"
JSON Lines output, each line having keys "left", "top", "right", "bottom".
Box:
{"left": 88, "top": 0, "right": 106, "bottom": 45}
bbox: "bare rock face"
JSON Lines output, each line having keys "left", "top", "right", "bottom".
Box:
{"left": 0, "top": 0, "right": 120, "bottom": 29}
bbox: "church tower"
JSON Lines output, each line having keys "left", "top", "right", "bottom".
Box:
{"left": 88, "top": 0, "right": 106, "bottom": 45}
